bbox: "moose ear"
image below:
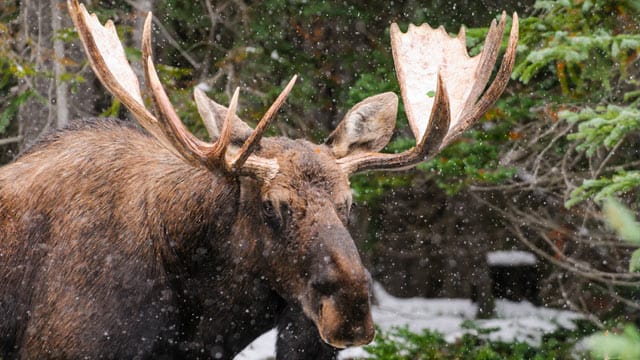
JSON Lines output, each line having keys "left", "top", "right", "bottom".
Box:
{"left": 194, "top": 88, "right": 254, "bottom": 143}
{"left": 325, "top": 92, "right": 398, "bottom": 158}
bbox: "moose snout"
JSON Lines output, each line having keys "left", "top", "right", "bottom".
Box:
{"left": 317, "top": 295, "right": 375, "bottom": 348}
{"left": 307, "top": 223, "right": 375, "bottom": 348}
{"left": 310, "top": 265, "right": 375, "bottom": 348}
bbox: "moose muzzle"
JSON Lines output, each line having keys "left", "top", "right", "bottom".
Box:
{"left": 317, "top": 294, "right": 375, "bottom": 348}
{"left": 309, "top": 223, "right": 375, "bottom": 348}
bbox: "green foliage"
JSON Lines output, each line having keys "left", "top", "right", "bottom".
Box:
{"left": 0, "top": 7, "right": 24, "bottom": 137}
{"left": 363, "top": 326, "right": 446, "bottom": 359}
{"left": 566, "top": 171, "right": 640, "bottom": 207}
{"left": 363, "top": 325, "right": 587, "bottom": 360}
{"left": 509, "top": 0, "right": 640, "bottom": 209}
{"left": 586, "top": 200, "right": 640, "bottom": 358}
{"left": 562, "top": 105, "right": 640, "bottom": 157}
{"left": 513, "top": 0, "right": 640, "bottom": 97}
{"left": 630, "top": 248, "right": 640, "bottom": 273}
{"left": 350, "top": 172, "right": 413, "bottom": 204}
{"left": 561, "top": 104, "right": 640, "bottom": 208}
{"left": 0, "top": 90, "right": 32, "bottom": 134}
{"left": 589, "top": 324, "right": 640, "bottom": 359}
{"left": 602, "top": 197, "right": 640, "bottom": 245}
{"left": 602, "top": 197, "right": 640, "bottom": 274}
{"left": 417, "top": 123, "right": 518, "bottom": 195}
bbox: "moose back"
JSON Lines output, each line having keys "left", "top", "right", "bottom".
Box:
{"left": 0, "top": 1, "right": 517, "bottom": 358}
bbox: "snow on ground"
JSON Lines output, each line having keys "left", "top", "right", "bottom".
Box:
{"left": 236, "top": 282, "right": 582, "bottom": 359}
{"left": 486, "top": 250, "right": 537, "bottom": 266}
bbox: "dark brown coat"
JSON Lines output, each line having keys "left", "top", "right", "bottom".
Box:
{"left": 0, "top": 105, "right": 393, "bottom": 358}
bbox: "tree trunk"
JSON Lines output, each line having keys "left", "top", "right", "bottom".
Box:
{"left": 17, "top": 0, "right": 101, "bottom": 151}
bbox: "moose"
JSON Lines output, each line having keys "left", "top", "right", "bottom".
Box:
{"left": 0, "top": 0, "right": 518, "bottom": 358}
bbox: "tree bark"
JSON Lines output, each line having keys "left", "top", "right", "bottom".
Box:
{"left": 51, "top": 0, "right": 68, "bottom": 128}
{"left": 17, "top": 0, "right": 101, "bottom": 151}
{"left": 18, "top": 0, "right": 54, "bottom": 150}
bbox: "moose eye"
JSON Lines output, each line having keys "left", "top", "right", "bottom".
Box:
{"left": 262, "top": 200, "right": 284, "bottom": 231}
{"left": 262, "top": 200, "right": 276, "bottom": 218}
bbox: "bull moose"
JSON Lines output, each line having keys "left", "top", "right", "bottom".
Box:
{"left": 0, "top": 0, "right": 518, "bottom": 358}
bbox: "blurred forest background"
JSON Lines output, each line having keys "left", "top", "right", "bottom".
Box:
{"left": 1, "top": 0, "right": 640, "bottom": 350}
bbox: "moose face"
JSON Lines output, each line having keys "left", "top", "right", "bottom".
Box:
{"left": 194, "top": 88, "right": 399, "bottom": 348}
{"left": 233, "top": 92, "right": 401, "bottom": 347}
{"left": 255, "top": 141, "right": 374, "bottom": 348}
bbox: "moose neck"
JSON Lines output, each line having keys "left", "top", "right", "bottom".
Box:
{"left": 149, "top": 163, "right": 240, "bottom": 274}
{"left": 140, "top": 150, "right": 284, "bottom": 351}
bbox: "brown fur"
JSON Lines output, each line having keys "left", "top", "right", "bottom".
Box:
{"left": 0, "top": 118, "right": 374, "bottom": 359}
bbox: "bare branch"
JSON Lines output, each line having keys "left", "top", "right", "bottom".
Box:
{"left": 0, "top": 136, "right": 23, "bottom": 146}
{"left": 124, "top": 0, "right": 199, "bottom": 69}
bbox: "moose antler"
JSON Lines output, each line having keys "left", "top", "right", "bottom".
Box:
{"left": 68, "top": 0, "right": 289, "bottom": 178}
{"left": 338, "top": 13, "right": 519, "bottom": 174}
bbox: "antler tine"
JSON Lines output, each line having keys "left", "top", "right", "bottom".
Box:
{"left": 338, "top": 72, "right": 450, "bottom": 173}
{"left": 441, "top": 12, "right": 519, "bottom": 147}
{"left": 458, "top": 12, "right": 507, "bottom": 119}
{"left": 142, "top": 13, "right": 219, "bottom": 166}
{"left": 208, "top": 87, "right": 239, "bottom": 170}
{"left": 230, "top": 75, "right": 297, "bottom": 172}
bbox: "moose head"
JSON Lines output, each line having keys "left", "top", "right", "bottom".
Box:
{"left": 65, "top": 0, "right": 517, "bottom": 353}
